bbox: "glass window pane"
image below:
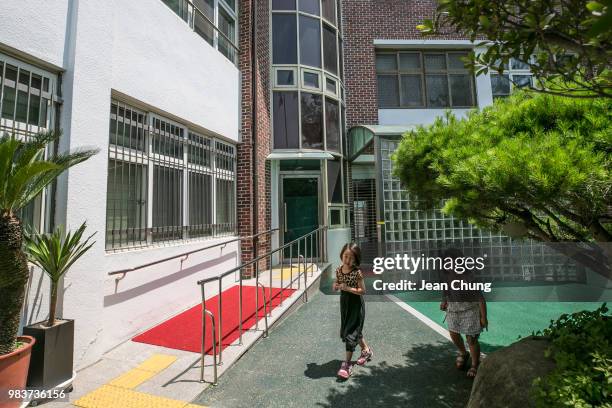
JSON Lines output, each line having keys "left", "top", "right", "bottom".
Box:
{"left": 193, "top": 0, "right": 215, "bottom": 45}
{"left": 273, "top": 14, "right": 298, "bottom": 64}
{"left": 326, "top": 77, "right": 336, "bottom": 93}
{"left": 490, "top": 74, "right": 510, "bottom": 96}
{"left": 511, "top": 58, "right": 530, "bottom": 70}
{"left": 299, "top": 16, "right": 321, "bottom": 67}
{"left": 216, "top": 179, "right": 235, "bottom": 228}
{"left": 5, "top": 64, "right": 17, "bottom": 82}
{"left": 218, "top": 8, "right": 236, "bottom": 61}
{"left": 153, "top": 165, "right": 183, "bottom": 241}
{"left": 425, "top": 75, "right": 449, "bottom": 107}
{"left": 448, "top": 53, "right": 469, "bottom": 70}
{"left": 16, "top": 90, "right": 28, "bottom": 122}
{"left": 273, "top": 0, "right": 296, "bottom": 9}
{"left": 273, "top": 91, "right": 299, "bottom": 148}
{"left": 30, "top": 73, "right": 42, "bottom": 90}
{"left": 189, "top": 172, "right": 212, "bottom": 237}
{"left": 399, "top": 53, "right": 420, "bottom": 70}
{"left": 1, "top": 86, "right": 16, "bottom": 119}
{"left": 221, "top": 0, "right": 235, "bottom": 11}
{"left": 400, "top": 74, "right": 423, "bottom": 107}
{"left": 304, "top": 71, "right": 319, "bottom": 88}
{"left": 106, "top": 160, "right": 147, "bottom": 248}
{"left": 377, "top": 75, "right": 399, "bottom": 107}
{"left": 325, "top": 97, "right": 340, "bottom": 152}
{"left": 376, "top": 54, "right": 397, "bottom": 72}
{"left": 450, "top": 74, "right": 473, "bottom": 106}
{"left": 327, "top": 159, "right": 342, "bottom": 203}
{"left": 299, "top": 0, "right": 319, "bottom": 15}
{"left": 301, "top": 92, "right": 323, "bottom": 149}
{"left": 338, "top": 37, "right": 343, "bottom": 80}
{"left": 323, "top": 24, "right": 337, "bottom": 74}
{"left": 322, "top": 0, "right": 336, "bottom": 25}
{"left": 277, "top": 69, "right": 295, "bottom": 85}
{"left": 513, "top": 75, "right": 532, "bottom": 88}
{"left": 424, "top": 54, "right": 446, "bottom": 71}
{"left": 28, "top": 94, "right": 40, "bottom": 126}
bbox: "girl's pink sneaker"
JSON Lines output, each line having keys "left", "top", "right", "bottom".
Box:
{"left": 356, "top": 347, "right": 373, "bottom": 365}
{"left": 337, "top": 361, "right": 353, "bottom": 379}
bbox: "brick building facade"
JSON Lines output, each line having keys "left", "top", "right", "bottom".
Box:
{"left": 341, "top": 0, "right": 470, "bottom": 128}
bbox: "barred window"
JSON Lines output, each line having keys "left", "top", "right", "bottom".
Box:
{"left": 376, "top": 51, "right": 476, "bottom": 108}
{"left": 0, "top": 53, "right": 57, "bottom": 232}
{"left": 106, "top": 100, "right": 236, "bottom": 250}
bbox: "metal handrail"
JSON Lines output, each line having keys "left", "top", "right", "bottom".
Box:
{"left": 199, "top": 305, "right": 218, "bottom": 385}
{"left": 108, "top": 228, "right": 279, "bottom": 278}
{"left": 256, "top": 282, "right": 268, "bottom": 337}
{"left": 197, "top": 226, "right": 327, "bottom": 285}
{"left": 198, "top": 225, "right": 328, "bottom": 383}
{"left": 190, "top": 1, "right": 239, "bottom": 54}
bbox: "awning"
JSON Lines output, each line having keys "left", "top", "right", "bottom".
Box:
{"left": 266, "top": 151, "right": 335, "bottom": 160}
{"left": 347, "top": 125, "right": 416, "bottom": 161}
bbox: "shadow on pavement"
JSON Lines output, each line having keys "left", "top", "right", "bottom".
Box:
{"left": 305, "top": 359, "right": 344, "bottom": 379}
{"left": 316, "top": 342, "right": 474, "bottom": 408}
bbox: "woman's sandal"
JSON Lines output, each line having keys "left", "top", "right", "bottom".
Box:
{"left": 455, "top": 352, "right": 469, "bottom": 370}
{"left": 467, "top": 365, "right": 478, "bottom": 378}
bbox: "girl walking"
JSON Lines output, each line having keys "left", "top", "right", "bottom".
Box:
{"left": 333, "top": 243, "right": 373, "bottom": 379}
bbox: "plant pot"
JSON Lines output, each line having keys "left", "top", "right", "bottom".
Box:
{"left": 0, "top": 335, "right": 35, "bottom": 408}
{"left": 23, "top": 319, "right": 74, "bottom": 390}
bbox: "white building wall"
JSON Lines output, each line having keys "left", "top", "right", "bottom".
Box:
{"left": 1, "top": 0, "right": 241, "bottom": 368}
{"left": 0, "top": 0, "right": 69, "bottom": 69}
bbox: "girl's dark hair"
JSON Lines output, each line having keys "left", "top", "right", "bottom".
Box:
{"left": 340, "top": 243, "right": 362, "bottom": 267}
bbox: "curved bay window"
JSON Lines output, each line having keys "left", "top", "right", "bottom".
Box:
{"left": 272, "top": 0, "right": 348, "bottom": 230}
{"left": 271, "top": 0, "right": 344, "bottom": 153}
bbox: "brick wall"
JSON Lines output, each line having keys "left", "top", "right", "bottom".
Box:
{"left": 341, "top": 0, "right": 470, "bottom": 128}
{"left": 238, "top": 0, "right": 272, "bottom": 276}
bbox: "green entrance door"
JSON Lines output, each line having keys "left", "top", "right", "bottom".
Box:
{"left": 282, "top": 176, "right": 319, "bottom": 258}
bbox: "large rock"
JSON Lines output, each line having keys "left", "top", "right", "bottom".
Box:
{"left": 467, "top": 336, "right": 556, "bottom": 408}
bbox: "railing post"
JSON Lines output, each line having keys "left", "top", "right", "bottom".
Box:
{"left": 269, "top": 252, "right": 273, "bottom": 317}
{"left": 255, "top": 260, "right": 259, "bottom": 330}
{"left": 218, "top": 278, "right": 223, "bottom": 364}
{"left": 200, "top": 284, "right": 205, "bottom": 383}
{"left": 239, "top": 266, "right": 243, "bottom": 345}
{"left": 289, "top": 244, "right": 293, "bottom": 290}
{"left": 256, "top": 282, "right": 268, "bottom": 338}
{"left": 200, "top": 285, "right": 217, "bottom": 385}
{"left": 310, "top": 232, "right": 314, "bottom": 277}
{"left": 297, "top": 240, "right": 301, "bottom": 290}
{"left": 280, "top": 245, "right": 284, "bottom": 306}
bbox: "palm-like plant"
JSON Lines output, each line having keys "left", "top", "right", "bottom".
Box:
{"left": 0, "top": 131, "right": 97, "bottom": 355}
{"left": 25, "top": 222, "right": 95, "bottom": 327}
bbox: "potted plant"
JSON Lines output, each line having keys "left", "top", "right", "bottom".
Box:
{"left": 23, "top": 222, "right": 95, "bottom": 390}
{"left": 0, "top": 131, "right": 96, "bottom": 407}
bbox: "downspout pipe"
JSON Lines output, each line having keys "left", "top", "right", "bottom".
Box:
{"left": 250, "top": 0, "right": 259, "bottom": 275}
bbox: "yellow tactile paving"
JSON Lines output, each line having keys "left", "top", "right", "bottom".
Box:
{"left": 271, "top": 264, "right": 315, "bottom": 280}
{"left": 135, "top": 354, "right": 178, "bottom": 373}
{"left": 108, "top": 368, "right": 157, "bottom": 389}
{"left": 73, "top": 385, "right": 198, "bottom": 408}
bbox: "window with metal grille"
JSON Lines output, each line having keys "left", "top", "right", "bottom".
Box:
{"left": 0, "top": 53, "right": 57, "bottom": 233}
{"left": 105, "top": 100, "right": 236, "bottom": 250}
{"left": 376, "top": 51, "right": 476, "bottom": 108}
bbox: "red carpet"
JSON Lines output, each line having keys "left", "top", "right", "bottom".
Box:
{"left": 132, "top": 285, "right": 295, "bottom": 354}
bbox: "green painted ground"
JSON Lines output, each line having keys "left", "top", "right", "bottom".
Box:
{"left": 193, "top": 285, "right": 474, "bottom": 407}
{"left": 393, "top": 295, "right": 603, "bottom": 353}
